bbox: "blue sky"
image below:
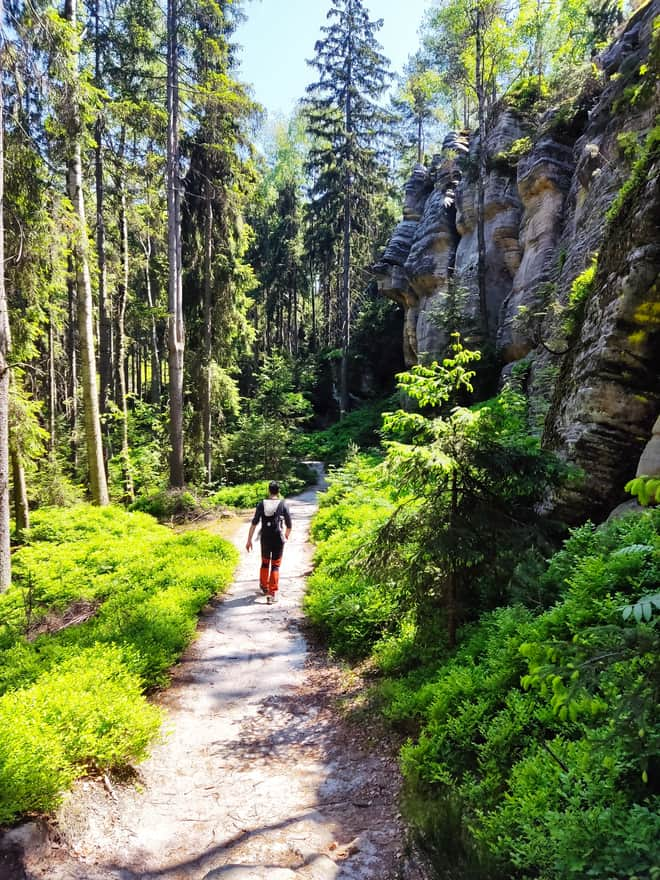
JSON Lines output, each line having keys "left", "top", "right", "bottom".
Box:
{"left": 235, "top": 0, "right": 432, "bottom": 116}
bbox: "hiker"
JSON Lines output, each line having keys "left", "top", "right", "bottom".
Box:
{"left": 246, "top": 481, "right": 292, "bottom": 604}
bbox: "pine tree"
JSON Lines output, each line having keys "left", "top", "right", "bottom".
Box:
{"left": 0, "top": 0, "right": 11, "bottom": 587}
{"left": 62, "top": 0, "right": 109, "bottom": 505}
{"left": 166, "top": 0, "right": 184, "bottom": 488}
{"left": 182, "top": 0, "right": 258, "bottom": 483}
{"left": 305, "top": 0, "right": 391, "bottom": 415}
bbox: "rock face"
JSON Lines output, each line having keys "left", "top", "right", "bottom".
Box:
{"left": 454, "top": 111, "right": 525, "bottom": 340}
{"left": 374, "top": 0, "right": 660, "bottom": 522}
{"left": 637, "top": 416, "right": 660, "bottom": 478}
{"left": 373, "top": 133, "right": 465, "bottom": 364}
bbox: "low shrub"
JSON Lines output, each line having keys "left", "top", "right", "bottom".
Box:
{"left": 389, "top": 510, "right": 660, "bottom": 879}
{"left": 0, "top": 646, "right": 160, "bottom": 823}
{"left": 295, "top": 399, "right": 390, "bottom": 464}
{"left": 210, "top": 475, "right": 310, "bottom": 510}
{"left": 129, "top": 488, "right": 203, "bottom": 520}
{"left": 0, "top": 504, "right": 238, "bottom": 823}
{"left": 304, "top": 452, "right": 399, "bottom": 657}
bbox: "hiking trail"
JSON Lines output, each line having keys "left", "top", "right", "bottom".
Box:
{"left": 9, "top": 473, "right": 423, "bottom": 880}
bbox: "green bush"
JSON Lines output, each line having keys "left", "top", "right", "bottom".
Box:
{"left": 295, "top": 399, "right": 390, "bottom": 464}
{"left": 0, "top": 504, "right": 238, "bottom": 823}
{"left": 388, "top": 509, "right": 660, "bottom": 879}
{"left": 304, "top": 452, "right": 400, "bottom": 657}
{"left": 563, "top": 256, "right": 598, "bottom": 338}
{"left": 0, "top": 646, "right": 160, "bottom": 823}
{"left": 210, "top": 475, "right": 309, "bottom": 510}
{"left": 130, "top": 488, "right": 203, "bottom": 520}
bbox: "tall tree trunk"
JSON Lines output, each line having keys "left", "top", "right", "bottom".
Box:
{"left": 202, "top": 187, "right": 213, "bottom": 484}
{"left": 94, "top": 0, "right": 112, "bottom": 418}
{"left": 339, "top": 35, "right": 353, "bottom": 417}
{"left": 417, "top": 114, "right": 423, "bottom": 164}
{"left": 339, "top": 189, "right": 351, "bottom": 417}
{"left": 65, "top": 0, "right": 109, "bottom": 505}
{"left": 116, "top": 142, "right": 134, "bottom": 502}
{"left": 167, "top": 0, "right": 185, "bottom": 488}
{"left": 48, "top": 308, "right": 56, "bottom": 451}
{"left": 66, "top": 263, "right": 79, "bottom": 468}
{"left": 475, "top": 4, "right": 489, "bottom": 338}
{"left": 0, "top": 13, "right": 11, "bottom": 587}
{"left": 142, "top": 232, "right": 161, "bottom": 404}
{"left": 310, "top": 261, "right": 317, "bottom": 352}
{"left": 10, "top": 442, "right": 29, "bottom": 541}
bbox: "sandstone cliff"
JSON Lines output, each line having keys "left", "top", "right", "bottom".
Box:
{"left": 374, "top": 0, "right": 660, "bottom": 523}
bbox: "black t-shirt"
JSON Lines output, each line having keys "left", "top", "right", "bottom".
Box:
{"left": 252, "top": 498, "right": 292, "bottom": 548}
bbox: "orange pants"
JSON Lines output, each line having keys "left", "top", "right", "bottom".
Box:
{"left": 260, "top": 549, "right": 282, "bottom": 595}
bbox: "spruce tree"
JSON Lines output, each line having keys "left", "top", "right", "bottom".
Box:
{"left": 305, "top": 0, "right": 391, "bottom": 415}
{"left": 0, "top": 0, "right": 11, "bottom": 587}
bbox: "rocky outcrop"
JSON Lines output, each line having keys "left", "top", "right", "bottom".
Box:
{"left": 373, "top": 133, "right": 466, "bottom": 364}
{"left": 545, "top": 144, "right": 660, "bottom": 520}
{"left": 496, "top": 135, "right": 574, "bottom": 361}
{"left": 454, "top": 111, "right": 525, "bottom": 339}
{"left": 374, "top": 0, "right": 660, "bottom": 523}
{"left": 637, "top": 416, "right": 660, "bottom": 477}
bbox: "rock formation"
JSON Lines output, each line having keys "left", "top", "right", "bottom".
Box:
{"left": 374, "top": 0, "right": 660, "bottom": 523}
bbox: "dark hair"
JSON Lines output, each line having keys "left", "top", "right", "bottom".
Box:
{"left": 268, "top": 481, "right": 280, "bottom": 496}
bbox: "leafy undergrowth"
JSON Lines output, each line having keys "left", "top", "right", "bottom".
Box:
{"left": 307, "top": 453, "right": 660, "bottom": 879}
{"left": 295, "top": 399, "right": 391, "bottom": 465}
{"left": 303, "top": 452, "right": 400, "bottom": 659}
{"left": 209, "top": 474, "right": 310, "bottom": 510}
{"left": 0, "top": 504, "right": 238, "bottom": 824}
{"left": 131, "top": 472, "right": 314, "bottom": 520}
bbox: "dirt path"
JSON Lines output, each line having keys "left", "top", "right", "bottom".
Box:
{"left": 11, "top": 479, "right": 421, "bottom": 880}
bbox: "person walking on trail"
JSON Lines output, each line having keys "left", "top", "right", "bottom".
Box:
{"left": 246, "top": 481, "right": 292, "bottom": 604}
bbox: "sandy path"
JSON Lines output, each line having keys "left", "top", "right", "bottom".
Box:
{"left": 12, "top": 480, "right": 414, "bottom": 880}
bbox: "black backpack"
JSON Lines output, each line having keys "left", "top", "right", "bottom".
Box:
{"left": 261, "top": 500, "right": 285, "bottom": 540}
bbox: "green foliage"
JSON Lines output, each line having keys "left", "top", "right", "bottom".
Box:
{"left": 295, "top": 399, "right": 390, "bottom": 464}
{"left": 304, "top": 452, "right": 400, "bottom": 658}
{"left": 0, "top": 505, "right": 238, "bottom": 822}
{"left": 225, "top": 354, "right": 312, "bottom": 485}
{"left": 375, "top": 342, "right": 563, "bottom": 644}
{"left": 129, "top": 488, "right": 201, "bottom": 520}
{"left": 617, "top": 130, "right": 642, "bottom": 163}
{"left": 0, "top": 646, "right": 161, "bottom": 823}
{"left": 387, "top": 509, "right": 660, "bottom": 880}
{"left": 504, "top": 77, "right": 549, "bottom": 112}
{"left": 108, "top": 400, "right": 168, "bottom": 502}
{"left": 210, "top": 476, "right": 309, "bottom": 510}
{"left": 389, "top": 333, "right": 480, "bottom": 416}
{"left": 563, "top": 255, "right": 598, "bottom": 337}
{"left": 492, "top": 136, "right": 533, "bottom": 168}
{"left": 626, "top": 474, "right": 660, "bottom": 506}
{"left": 606, "top": 124, "right": 660, "bottom": 226}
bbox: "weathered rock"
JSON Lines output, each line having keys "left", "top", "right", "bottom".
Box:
{"left": 497, "top": 135, "right": 575, "bottom": 362}
{"left": 454, "top": 110, "right": 525, "bottom": 338}
{"left": 374, "top": 1, "right": 659, "bottom": 525}
{"left": 403, "top": 165, "right": 434, "bottom": 220}
{"left": 544, "top": 150, "right": 660, "bottom": 521}
{"left": 636, "top": 415, "right": 660, "bottom": 477}
{"left": 374, "top": 150, "right": 461, "bottom": 364}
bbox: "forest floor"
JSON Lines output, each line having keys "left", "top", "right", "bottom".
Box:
{"left": 5, "top": 476, "right": 428, "bottom": 880}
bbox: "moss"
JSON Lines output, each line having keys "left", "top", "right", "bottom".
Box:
{"left": 633, "top": 298, "right": 660, "bottom": 327}
{"left": 612, "top": 17, "right": 660, "bottom": 113}
{"left": 606, "top": 124, "right": 660, "bottom": 226}
{"left": 563, "top": 256, "right": 599, "bottom": 338}
{"left": 504, "top": 76, "right": 550, "bottom": 112}
{"left": 493, "top": 137, "right": 534, "bottom": 169}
